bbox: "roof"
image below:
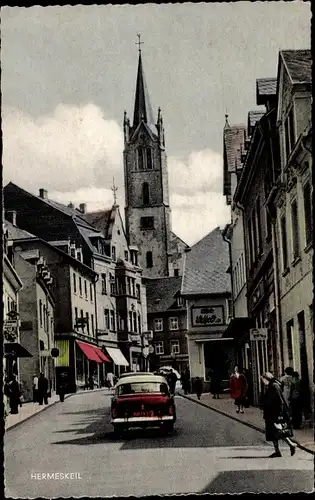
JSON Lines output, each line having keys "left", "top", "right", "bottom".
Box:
{"left": 181, "top": 227, "right": 231, "bottom": 296}
{"left": 256, "top": 78, "right": 277, "bottom": 105}
{"left": 42, "top": 198, "right": 96, "bottom": 230}
{"left": 145, "top": 276, "right": 183, "bottom": 313}
{"left": 223, "top": 124, "right": 246, "bottom": 173}
{"left": 116, "top": 374, "right": 166, "bottom": 386}
{"left": 169, "top": 232, "right": 189, "bottom": 253}
{"left": 248, "top": 110, "right": 265, "bottom": 129}
{"left": 281, "top": 50, "right": 311, "bottom": 84}
{"left": 132, "top": 52, "right": 156, "bottom": 130}
{"left": 83, "top": 209, "right": 112, "bottom": 238}
{"left": 5, "top": 220, "right": 37, "bottom": 240}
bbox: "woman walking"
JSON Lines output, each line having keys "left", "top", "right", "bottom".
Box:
{"left": 290, "top": 371, "right": 302, "bottom": 429}
{"left": 230, "top": 366, "right": 247, "bottom": 414}
{"left": 195, "top": 376, "right": 203, "bottom": 400}
{"left": 7, "top": 376, "right": 21, "bottom": 414}
{"left": 261, "top": 371, "right": 296, "bottom": 458}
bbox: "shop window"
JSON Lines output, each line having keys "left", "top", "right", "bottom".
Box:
{"left": 154, "top": 318, "right": 163, "bottom": 332}
{"left": 155, "top": 341, "right": 164, "bottom": 355}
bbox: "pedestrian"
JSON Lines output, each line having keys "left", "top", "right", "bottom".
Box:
{"left": 181, "top": 371, "right": 189, "bottom": 395}
{"left": 261, "top": 371, "right": 296, "bottom": 458}
{"left": 88, "top": 374, "right": 94, "bottom": 390}
{"left": 280, "top": 367, "right": 294, "bottom": 410}
{"left": 195, "top": 376, "right": 203, "bottom": 400}
{"left": 38, "top": 372, "right": 49, "bottom": 405}
{"left": 167, "top": 370, "right": 177, "bottom": 395}
{"left": 230, "top": 365, "right": 247, "bottom": 414}
{"left": 106, "top": 371, "right": 115, "bottom": 388}
{"left": 7, "top": 376, "right": 21, "bottom": 414}
{"left": 210, "top": 367, "right": 222, "bottom": 399}
{"left": 290, "top": 371, "right": 302, "bottom": 429}
{"left": 58, "top": 374, "right": 67, "bottom": 402}
{"left": 33, "top": 374, "right": 39, "bottom": 403}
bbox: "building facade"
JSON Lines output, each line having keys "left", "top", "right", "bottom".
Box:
{"left": 145, "top": 277, "right": 188, "bottom": 374}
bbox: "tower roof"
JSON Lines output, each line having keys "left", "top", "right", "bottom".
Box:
{"left": 132, "top": 52, "right": 155, "bottom": 129}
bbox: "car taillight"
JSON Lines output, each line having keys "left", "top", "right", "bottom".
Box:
{"left": 112, "top": 407, "right": 118, "bottom": 418}
{"left": 168, "top": 405, "right": 174, "bottom": 415}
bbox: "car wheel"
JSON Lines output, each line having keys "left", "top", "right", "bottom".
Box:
{"left": 163, "top": 422, "right": 174, "bottom": 434}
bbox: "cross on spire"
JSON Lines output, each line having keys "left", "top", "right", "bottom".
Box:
{"left": 136, "top": 33, "right": 144, "bottom": 53}
{"left": 111, "top": 177, "right": 118, "bottom": 205}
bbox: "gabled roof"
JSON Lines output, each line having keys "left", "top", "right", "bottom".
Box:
{"left": 145, "top": 276, "right": 183, "bottom": 314}
{"left": 181, "top": 227, "right": 231, "bottom": 296}
{"left": 42, "top": 198, "right": 96, "bottom": 230}
{"left": 133, "top": 52, "right": 156, "bottom": 130}
{"left": 281, "top": 50, "right": 312, "bottom": 84}
{"left": 256, "top": 78, "right": 277, "bottom": 105}
{"left": 83, "top": 209, "right": 113, "bottom": 239}
{"left": 169, "top": 231, "right": 189, "bottom": 253}
{"left": 248, "top": 110, "right": 265, "bottom": 129}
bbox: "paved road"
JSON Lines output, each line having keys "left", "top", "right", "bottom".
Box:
{"left": 5, "top": 390, "right": 313, "bottom": 497}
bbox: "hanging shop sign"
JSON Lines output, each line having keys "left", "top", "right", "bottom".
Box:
{"left": 4, "top": 320, "right": 19, "bottom": 342}
{"left": 191, "top": 305, "right": 224, "bottom": 327}
{"left": 249, "top": 328, "right": 268, "bottom": 341}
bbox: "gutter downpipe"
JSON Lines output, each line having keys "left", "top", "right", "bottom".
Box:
{"left": 267, "top": 115, "right": 284, "bottom": 379}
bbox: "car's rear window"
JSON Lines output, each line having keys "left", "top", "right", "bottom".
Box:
{"left": 117, "top": 382, "right": 169, "bottom": 396}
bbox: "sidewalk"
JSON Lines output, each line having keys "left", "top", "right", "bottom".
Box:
{"left": 179, "top": 391, "right": 315, "bottom": 455}
{"left": 5, "top": 387, "right": 108, "bottom": 431}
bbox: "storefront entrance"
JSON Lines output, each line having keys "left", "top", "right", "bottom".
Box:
{"left": 203, "top": 340, "right": 235, "bottom": 389}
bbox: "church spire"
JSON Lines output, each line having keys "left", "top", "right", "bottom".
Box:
{"left": 132, "top": 36, "right": 155, "bottom": 128}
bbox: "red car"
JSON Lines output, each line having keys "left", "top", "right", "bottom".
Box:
{"left": 110, "top": 374, "right": 176, "bottom": 436}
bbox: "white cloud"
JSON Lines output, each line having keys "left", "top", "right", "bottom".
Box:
{"left": 3, "top": 103, "right": 230, "bottom": 246}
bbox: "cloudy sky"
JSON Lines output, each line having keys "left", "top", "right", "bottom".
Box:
{"left": 2, "top": 3, "right": 310, "bottom": 245}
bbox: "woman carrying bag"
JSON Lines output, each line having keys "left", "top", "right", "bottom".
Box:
{"left": 261, "top": 371, "right": 296, "bottom": 458}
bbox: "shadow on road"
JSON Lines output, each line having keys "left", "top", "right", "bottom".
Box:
{"left": 200, "top": 469, "right": 313, "bottom": 494}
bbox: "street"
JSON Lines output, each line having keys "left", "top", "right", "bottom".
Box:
{"left": 5, "top": 389, "right": 313, "bottom": 497}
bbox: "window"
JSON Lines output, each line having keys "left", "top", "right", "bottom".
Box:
{"left": 101, "top": 274, "right": 107, "bottom": 295}
{"left": 73, "top": 273, "right": 77, "bottom": 294}
{"left": 129, "top": 311, "right": 133, "bottom": 332}
{"left": 174, "top": 268, "right": 179, "bottom": 277}
{"left": 39, "top": 300, "right": 43, "bottom": 327}
{"left": 112, "top": 246, "right": 116, "bottom": 262}
{"left": 280, "top": 215, "right": 288, "bottom": 270}
{"left": 154, "top": 318, "right": 163, "bottom": 332}
{"left": 110, "top": 274, "right": 116, "bottom": 295}
{"left": 124, "top": 250, "right": 129, "bottom": 261}
{"left": 136, "top": 284, "right": 141, "bottom": 300}
{"left": 291, "top": 200, "right": 300, "bottom": 259}
{"left": 43, "top": 305, "right": 46, "bottom": 331}
{"left": 252, "top": 209, "right": 258, "bottom": 262}
{"left": 91, "top": 314, "right": 94, "bottom": 335}
{"left": 142, "top": 183, "right": 150, "bottom": 206}
{"left": 256, "top": 198, "right": 262, "bottom": 254}
{"left": 155, "top": 341, "right": 164, "bottom": 355}
{"left": 110, "top": 310, "right": 116, "bottom": 331}
{"left": 303, "top": 181, "right": 312, "bottom": 246}
{"left": 137, "top": 148, "right": 144, "bottom": 170}
{"left": 176, "top": 296, "right": 184, "bottom": 307}
{"left": 248, "top": 217, "right": 253, "bottom": 266}
{"left": 171, "top": 340, "right": 180, "bottom": 355}
{"left": 146, "top": 148, "right": 153, "bottom": 169}
{"left": 74, "top": 307, "right": 78, "bottom": 325}
{"left": 84, "top": 280, "right": 87, "bottom": 298}
{"left": 104, "top": 309, "right": 110, "bottom": 330}
{"left": 138, "top": 313, "right": 141, "bottom": 333}
{"left": 146, "top": 251, "right": 153, "bottom": 268}
{"left": 79, "top": 277, "right": 82, "bottom": 296}
{"left": 132, "top": 278, "right": 136, "bottom": 297}
{"left": 90, "top": 283, "right": 93, "bottom": 302}
{"left": 133, "top": 312, "right": 137, "bottom": 332}
{"left": 70, "top": 248, "right": 75, "bottom": 258}
{"left": 140, "top": 216, "right": 154, "bottom": 230}
{"left": 76, "top": 250, "right": 81, "bottom": 262}
{"left": 284, "top": 108, "right": 296, "bottom": 162}
{"left": 169, "top": 317, "right": 179, "bottom": 330}
{"left": 86, "top": 313, "right": 89, "bottom": 334}
{"left": 286, "top": 320, "right": 294, "bottom": 365}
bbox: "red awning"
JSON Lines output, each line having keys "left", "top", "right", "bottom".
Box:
{"left": 93, "top": 346, "right": 110, "bottom": 363}
{"left": 76, "top": 340, "right": 102, "bottom": 363}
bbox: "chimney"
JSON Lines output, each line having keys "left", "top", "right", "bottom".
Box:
{"left": 39, "top": 188, "right": 48, "bottom": 199}
{"left": 6, "top": 210, "right": 17, "bottom": 226}
{"left": 79, "top": 203, "right": 86, "bottom": 214}
{"left": 68, "top": 202, "right": 74, "bottom": 209}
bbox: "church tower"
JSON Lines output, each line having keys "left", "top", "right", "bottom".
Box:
{"left": 123, "top": 41, "right": 172, "bottom": 278}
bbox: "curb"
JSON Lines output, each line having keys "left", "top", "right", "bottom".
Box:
{"left": 179, "top": 392, "right": 315, "bottom": 456}
{"left": 5, "top": 387, "right": 109, "bottom": 432}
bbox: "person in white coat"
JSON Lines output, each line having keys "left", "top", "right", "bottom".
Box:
{"left": 106, "top": 372, "right": 115, "bottom": 388}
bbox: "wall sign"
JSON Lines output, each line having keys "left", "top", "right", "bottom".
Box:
{"left": 249, "top": 328, "right": 268, "bottom": 341}
{"left": 191, "top": 305, "right": 224, "bottom": 327}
